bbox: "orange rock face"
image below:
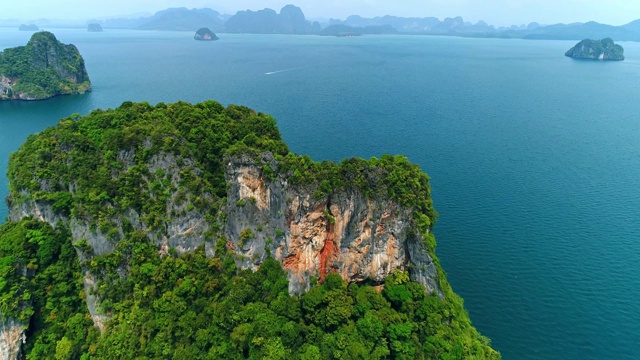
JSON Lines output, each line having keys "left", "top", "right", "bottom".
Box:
{"left": 224, "top": 155, "right": 442, "bottom": 296}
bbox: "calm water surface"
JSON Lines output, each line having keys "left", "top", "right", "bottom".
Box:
{"left": 2, "top": 29, "right": 640, "bottom": 359}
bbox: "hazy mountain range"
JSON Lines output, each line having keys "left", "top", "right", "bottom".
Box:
{"left": 5, "top": 4, "right": 640, "bottom": 41}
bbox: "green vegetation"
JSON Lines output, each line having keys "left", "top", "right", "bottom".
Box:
{"left": 1, "top": 224, "right": 498, "bottom": 359}
{"left": 0, "top": 31, "right": 91, "bottom": 100}
{"left": 564, "top": 38, "right": 624, "bottom": 60}
{"left": 3, "top": 101, "right": 499, "bottom": 358}
{"left": 0, "top": 219, "right": 99, "bottom": 358}
{"left": 8, "top": 101, "right": 288, "bottom": 231}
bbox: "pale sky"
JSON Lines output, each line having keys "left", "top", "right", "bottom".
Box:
{"left": 1, "top": 0, "right": 639, "bottom": 27}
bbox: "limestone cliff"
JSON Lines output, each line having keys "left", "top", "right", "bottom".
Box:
{"left": 0, "top": 31, "right": 91, "bottom": 100}
{"left": 9, "top": 150, "right": 213, "bottom": 333}
{"left": 0, "top": 316, "right": 25, "bottom": 359}
{"left": 224, "top": 154, "right": 442, "bottom": 295}
{"left": 8, "top": 151, "right": 441, "bottom": 302}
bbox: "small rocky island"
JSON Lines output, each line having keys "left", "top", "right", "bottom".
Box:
{"left": 0, "top": 31, "right": 91, "bottom": 100}
{"left": 18, "top": 24, "right": 39, "bottom": 31}
{"left": 565, "top": 38, "right": 624, "bottom": 61}
{"left": 194, "top": 27, "right": 219, "bottom": 41}
{"left": 87, "top": 23, "right": 103, "bottom": 32}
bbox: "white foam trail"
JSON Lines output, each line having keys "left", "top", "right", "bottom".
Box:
{"left": 265, "top": 66, "right": 306, "bottom": 75}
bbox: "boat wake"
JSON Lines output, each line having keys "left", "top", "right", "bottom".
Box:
{"left": 265, "top": 66, "right": 308, "bottom": 75}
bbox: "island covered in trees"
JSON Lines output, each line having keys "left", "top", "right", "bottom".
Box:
{"left": 87, "top": 23, "right": 103, "bottom": 32}
{"left": 194, "top": 27, "right": 219, "bottom": 41}
{"left": 0, "top": 101, "right": 500, "bottom": 359}
{"left": 565, "top": 38, "right": 625, "bottom": 60}
{"left": 0, "top": 31, "right": 91, "bottom": 100}
{"left": 18, "top": 24, "right": 39, "bottom": 31}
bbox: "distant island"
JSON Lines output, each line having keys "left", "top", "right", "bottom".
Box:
{"left": 194, "top": 27, "right": 218, "bottom": 41}
{"left": 0, "top": 31, "right": 91, "bottom": 101}
{"left": 87, "top": 23, "right": 103, "bottom": 32}
{"left": 18, "top": 24, "right": 39, "bottom": 31}
{"left": 224, "top": 5, "right": 320, "bottom": 34}
{"left": 9, "top": 4, "right": 640, "bottom": 42}
{"left": 565, "top": 38, "right": 624, "bottom": 60}
{"left": 319, "top": 24, "right": 398, "bottom": 37}
{"left": 137, "top": 7, "right": 228, "bottom": 31}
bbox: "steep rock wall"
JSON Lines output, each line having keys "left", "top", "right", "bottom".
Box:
{"left": 8, "top": 149, "right": 444, "bottom": 337}
{"left": 224, "top": 155, "right": 442, "bottom": 296}
{"left": 0, "top": 317, "right": 25, "bottom": 360}
{"left": 8, "top": 151, "right": 212, "bottom": 333}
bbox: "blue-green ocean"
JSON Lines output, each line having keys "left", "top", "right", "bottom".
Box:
{"left": 2, "top": 29, "right": 640, "bottom": 359}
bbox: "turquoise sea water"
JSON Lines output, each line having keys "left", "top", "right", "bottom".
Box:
{"left": 2, "top": 29, "right": 640, "bottom": 359}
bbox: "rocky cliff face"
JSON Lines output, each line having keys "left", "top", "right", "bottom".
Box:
{"left": 0, "top": 317, "right": 25, "bottom": 360}
{"left": 224, "top": 154, "right": 442, "bottom": 295}
{"left": 0, "top": 31, "right": 91, "bottom": 100}
{"left": 8, "top": 150, "right": 213, "bottom": 336}
{"left": 10, "top": 152, "right": 442, "bottom": 299}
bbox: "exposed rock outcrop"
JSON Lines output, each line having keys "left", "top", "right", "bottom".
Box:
{"left": 0, "top": 317, "right": 25, "bottom": 360}
{"left": 10, "top": 151, "right": 442, "bottom": 299}
{"left": 223, "top": 154, "right": 442, "bottom": 295}
{"left": 9, "top": 150, "right": 212, "bottom": 331}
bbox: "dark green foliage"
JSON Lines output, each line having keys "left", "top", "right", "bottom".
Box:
{"left": 0, "top": 31, "right": 91, "bottom": 100}
{"left": 8, "top": 101, "right": 289, "bottom": 235}
{"left": 0, "top": 219, "right": 96, "bottom": 359}
{"left": 56, "top": 233, "right": 497, "bottom": 359}
{"left": 0, "top": 222, "right": 499, "bottom": 359}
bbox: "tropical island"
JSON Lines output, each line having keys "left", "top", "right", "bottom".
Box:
{"left": 18, "top": 24, "right": 39, "bottom": 31}
{"left": 87, "top": 23, "right": 103, "bottom": 32}
{"left": 0, "top": 101, "right": 500, "bottom": 359}
{"left": 0, "top": 31, "right": 91, "bottom": 101}
{"left": 565, "top": 38, "right": 625, "bottom": 60}
{"left": 194, "top": 27, "right": 219, "bottom": 41}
